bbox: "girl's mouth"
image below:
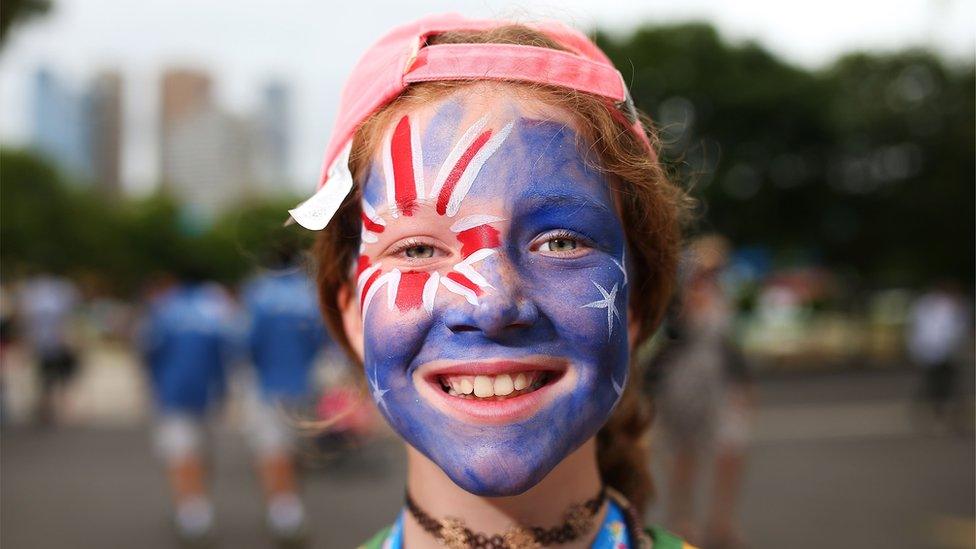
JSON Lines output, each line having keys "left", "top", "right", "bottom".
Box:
{"left": 415, "top": 359, "right": 571, "bottom": 424}
{"left": 436, "top": 371, "right": 553, "bottom": 400}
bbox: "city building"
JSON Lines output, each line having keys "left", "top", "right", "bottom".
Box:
{"left": 31, "top": 68, "right": 91, "bottom": 179}
{"left": 254, "top": 80, "right": 291, "bottom": 194}
{"left": 159, "top": 69, "right": 212, "bottom": 187}
{"left": 163, "top": 105, "right": 255, "bottom": 221}
{"left": 158, "top": 69, "right": 295, "bottom": 220}
{"left": 86, "top": 71, "right": 123, "bottom": 194}
{"left": 31, "top": 68, "right": 123, "bottom": 194}
{"left": 29, "top": 66, "right": 293, "bottom": 207}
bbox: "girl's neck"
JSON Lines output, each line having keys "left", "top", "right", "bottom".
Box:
{"left": 403, "top": 439, "right": 604, "bottom": 549}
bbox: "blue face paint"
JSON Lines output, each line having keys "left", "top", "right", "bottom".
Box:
{"left": 355, "top": 94, "right": 629, "bottom": 495}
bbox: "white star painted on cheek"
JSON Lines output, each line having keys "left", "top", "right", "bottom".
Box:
{"left": 369, "top": 367, "right": 389, "bottom": 415}
{"left": 582, "top": 281, "right": 620, "bottom": 339}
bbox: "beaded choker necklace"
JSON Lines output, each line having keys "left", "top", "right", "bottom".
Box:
{"left": 404, "top": 487, "right": 606, "bottom": 549}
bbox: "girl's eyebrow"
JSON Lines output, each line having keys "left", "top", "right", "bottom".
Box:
{"left": 366, "top": 198, "right": 423, "bottom": 219}
{"left": 515, "top": 193, "right": 615, "bottom": 219}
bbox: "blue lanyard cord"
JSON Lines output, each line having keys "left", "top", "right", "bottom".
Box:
{"left": 590, "top": 499, "right": 632, "bottom": 549}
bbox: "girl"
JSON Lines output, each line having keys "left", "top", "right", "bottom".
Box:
{"left": 290, "top": 14, "right": 690, "bottom": 548}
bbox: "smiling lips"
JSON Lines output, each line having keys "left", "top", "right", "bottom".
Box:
{"left": 417, "top": 359, "right": 568, "bottom": 424}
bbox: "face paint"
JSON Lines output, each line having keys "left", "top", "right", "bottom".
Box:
{"left": 355, "top": 92, "right": 629, "bottom": 496}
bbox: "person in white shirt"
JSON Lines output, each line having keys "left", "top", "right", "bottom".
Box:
{"left": 907, "top": 282, "right": 970, "bottom": 425}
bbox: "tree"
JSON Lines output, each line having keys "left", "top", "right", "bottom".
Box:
{"left": 0, "top": 0, "right": 51, "bottom": 48}
{"left": 1, "top": 148, "right": 309, "bottom": 293}
{"left": 597, "top": 23, "right": 975, "bottom": 286}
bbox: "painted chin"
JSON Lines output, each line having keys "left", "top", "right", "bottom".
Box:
{"left": 413, "top": 358, "right": 575, "bottom": 425}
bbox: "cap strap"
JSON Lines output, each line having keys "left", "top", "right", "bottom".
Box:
{"left": 404, "top": 43, "right": 627, "bottom": 103}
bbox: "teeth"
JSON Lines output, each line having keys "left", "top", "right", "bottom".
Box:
{"left": 493, "top": 374, "right": 514, "bottom": 396}
{"left": 439, "top": 371, "right": 553, "bottom": 399}
{"left": 513, "top": 373, "right": 528, "bottom": 391}
{"left": 473, "top": 375, "right": 494, "bottom": 398}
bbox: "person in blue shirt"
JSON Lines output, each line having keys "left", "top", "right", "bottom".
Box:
{"left": 244, "top": 249, "right": 326, "bottom": 405}
{"left": 140, "top": 268, "right": 240, "bottom": 544}
{"left": 242, "top": 247, "right": 329, "bottom": 544}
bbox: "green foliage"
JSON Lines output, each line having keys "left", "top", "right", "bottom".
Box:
{"left": 1, "top": 149, "right": 125, "bottom": 277}
{"left": 3, "top": 22, "right": 972, "bottom": 293}
{"left": 0, "top": 0, "right": 50, "bottom": 46}
{"left": 0, "top": 148, "right": 307, "bottom": 293}
{"left": 208, "top": 198, "right": 315, "bottom": 280}
{"left": 597, "top": 24, "right": 975, "bottom": 286}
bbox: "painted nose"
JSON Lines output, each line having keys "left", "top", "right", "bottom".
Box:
{"left": 445, "top": 267, "right": 538, "bottom": 338}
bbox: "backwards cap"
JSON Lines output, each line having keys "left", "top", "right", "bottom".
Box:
{"left": 290, "top": 13, "right": 646, "bottom": 230}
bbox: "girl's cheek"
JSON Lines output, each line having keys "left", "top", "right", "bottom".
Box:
{"left": 362, "top": 305, "right": 444, "bottom": 400}
{"left": 524, "top": 260, "right": 627, "bottom": 346}
{"left": 363, "top": 305, "right": 437, "bottom": 364}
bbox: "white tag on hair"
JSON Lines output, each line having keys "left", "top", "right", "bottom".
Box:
{"left": 288, "top": 141, "right": 353, "bottom": 231}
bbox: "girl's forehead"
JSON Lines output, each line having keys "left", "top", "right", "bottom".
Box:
{"left": 403, "top": 84, "right": 578, "bottom": 131}
{"left": 362, "top": 90, "right": 612, "bottom": 211}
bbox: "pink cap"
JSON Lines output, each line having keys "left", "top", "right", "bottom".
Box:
{"left": 290, "top": 13, "right": 647, "bottom": 230}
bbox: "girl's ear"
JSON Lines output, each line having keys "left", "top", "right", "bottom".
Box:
{"left": 338, "top": 283, "right": 365, "bottom": 362}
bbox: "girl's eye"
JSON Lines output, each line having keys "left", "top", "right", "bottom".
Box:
{"left": 404, "top": 244, "right": 435, "bottom": 259}
{"left": 386, "top": 238, "right": 447, "bottom": 262}
{"left": 533, "top": 231, "right": 591, "bottom": 257}
{"left": 540, "top": 238, "right": 578, "bottom": 253}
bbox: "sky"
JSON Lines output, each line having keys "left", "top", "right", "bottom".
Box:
{"left": 0, "top": 0, "right": 973, "bottom": 196}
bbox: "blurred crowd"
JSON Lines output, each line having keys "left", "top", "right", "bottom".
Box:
{"left": 0, "top": 249, "right": 383, "bottom": 546}
{"left": 1, "top": 233, "right": 972, "bottom": 547}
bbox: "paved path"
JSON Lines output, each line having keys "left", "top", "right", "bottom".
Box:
{"left": 2, "top": 369, "right": 973, "bottom": 548}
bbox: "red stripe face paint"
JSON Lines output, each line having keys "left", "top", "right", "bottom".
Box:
{"left": 435, "top": 130, "right": 492, "bottom": 215}
{"left": 456, "top": 224, "right": 501, "bottom": 258}
{"left": 359, "top": 268, "right": 382, "bottom": 310}
{"left": 361, "top": 115, "right": 515, "bottom": 317}
{"left": 395, "top": 270, "right": 431, "bottom": 311}
{"left": 445, "top": 272, "right": 483, "bottom": 296}
{"left": 391, "top": 116, "right": 418, "bottom": 215}
{"left": 356, "top": 255, "right": 372, "bottom": 278}
{"left": 361, "top": 212, "right": 385, "bottom": 234}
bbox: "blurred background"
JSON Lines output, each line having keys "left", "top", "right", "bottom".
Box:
{"left": 0, "top": 1, "right": 973, "bottom": 548}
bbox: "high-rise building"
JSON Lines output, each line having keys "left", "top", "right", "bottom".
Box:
{"left": 159, "top": 69, "right": 211, "bottom": 185}
{"left": 163, "top": 106, "right": 255, "bottom": 221}
{"left": 158, "top": 69, "right": 296, "bottom": 219}
{"left": 31, "top": 68, "right": 90, "bottom": 178}
{"left": 86, "top": 71, "right": 123, "bottom": 194}
{"left": 254, "top": 80, "right": 291, "bottom": 193}
{"left": 31, "top": 68, "right": 124, "bottom": 194}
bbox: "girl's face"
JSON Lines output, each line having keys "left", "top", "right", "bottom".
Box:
{"left": 342, "top": 89, "right": 630, "bottom": 495}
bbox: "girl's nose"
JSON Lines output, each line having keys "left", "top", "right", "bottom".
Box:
{"left": 444, "top": 264, "right": 538, "bottom": 338}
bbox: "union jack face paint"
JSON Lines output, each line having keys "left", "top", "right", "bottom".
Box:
{"left": 353, "top": 91, "right": 629, "bottom": 496}
{"left": 357, "top": 112, "right": 512, "bottom": 316}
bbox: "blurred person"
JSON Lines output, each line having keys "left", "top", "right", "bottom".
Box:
{"left": 17, "top": 272, "right": 80, "bottom": 425}
{"left": 241, "top": 245, "right": 329, "bottom": 544}
{"left": 907, "top": 281, "right": 970, "bottom": 429}
{"left": 139, "top": 265, "right": 239, "bottom": 545}
{"left": 0, "top": 281, "right": 15, "bottom": 422}
{"left": 312, "top": 362, "right": 377, "bottom": 453}
{"left": 292, "top": 15, "right": 693, "bottom": 549}
{"left": 650, "top": 235, "right": 754, "bottom": 549}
